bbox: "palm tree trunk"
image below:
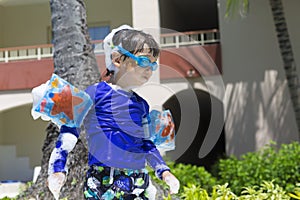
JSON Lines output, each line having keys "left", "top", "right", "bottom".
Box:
{"left": 51, "top": 0, "right": 100, "bottom": 88}
{"left": 20, "top": 0, "right": 100, "bottom": 199}
{"left": 269, "top": 0, "right": 300, "bottom": 138}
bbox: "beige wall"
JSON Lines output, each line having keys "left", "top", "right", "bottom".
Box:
{"left": 0, "top": 6, "right": 3, "bottom": 47}
{"left": 219, "top": 0, "right": 300, "bottom": 157}
{"left": 2, "top": 3, "right": 51, "bottom": 47}
{"left": 1, "top": 0, "right": 132, "bottom": 48}
{"left": 85, "top": 0, "right": 132, "bottom": 30}
{"left": 1, "top": 104, "right": 48, "bottom": 168}
{"left": 0, "top": 112, "right": 3, "bottom": 142}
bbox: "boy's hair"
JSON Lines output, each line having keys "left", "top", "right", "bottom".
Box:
{"left": 100, "top": 28, "right": 160, "bottom": 81}
{"left": 112, "top": 29, "right": 160, "bottom": 58}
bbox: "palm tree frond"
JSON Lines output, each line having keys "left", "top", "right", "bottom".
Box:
{"left": 225, "top": 0, "right": 249, "bottom": 18}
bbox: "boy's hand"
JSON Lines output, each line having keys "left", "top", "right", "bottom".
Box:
{"left": 162, "top": 171, "right": 180, "bottom": 194}
{"left": 47, "top": 172, "right": 66, "bottom": 200}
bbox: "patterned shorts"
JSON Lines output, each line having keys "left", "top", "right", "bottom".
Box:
{"left": 83, "top": 166, "right": 150, "bottom": 200}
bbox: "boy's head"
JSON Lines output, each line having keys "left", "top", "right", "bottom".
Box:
{"left": 103, "top": 26, "right": 160, "bottom": 88}
{"left": 112, "top": 29, "right": 160, "bottom": 59}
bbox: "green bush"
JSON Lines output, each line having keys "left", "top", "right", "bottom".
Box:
{"left": 167, "top": 162, "right": 217, "bottom": 192}
{"left": 148, "top": 161, "right": 217, "bottom": 194}
{"left": 216, "top": 141, "right": 300, "bottom": 194}
{"left": 239, "top": 180, "right": 290, "bottom": 200}
{"left": 179, "top": 181, "right": 291, "bottom": 200}
{"left": 180, "top": 183, "right": 211, "bottom": 199}
{"left": 3, "top": 141, "right": 299, "bottom": 199}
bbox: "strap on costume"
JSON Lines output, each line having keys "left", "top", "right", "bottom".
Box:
{"left": 100, "top": 68, "right": 115, "bottom": 82}
{"left": 109, "top": 167, "right": 115, "bottom": 184}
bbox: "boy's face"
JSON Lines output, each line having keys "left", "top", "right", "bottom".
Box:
{"left": 115, "top": 44, "right": 158, "bottom": 88}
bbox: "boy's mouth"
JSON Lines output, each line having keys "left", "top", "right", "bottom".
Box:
{"left": 143, "top": 75, "right": 149, "bottom": 80}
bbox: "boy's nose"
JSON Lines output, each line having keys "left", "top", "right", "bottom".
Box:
{"left": 145, "top": 67, "right": 152, "bottom": 72}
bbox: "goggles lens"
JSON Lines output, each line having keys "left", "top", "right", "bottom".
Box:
{"left": 117, "top": 46, "right": 158, "bottom": 71}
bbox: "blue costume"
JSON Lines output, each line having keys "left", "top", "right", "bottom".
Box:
{"left": 49, "top": 81, "right": 170, "bottom": 199}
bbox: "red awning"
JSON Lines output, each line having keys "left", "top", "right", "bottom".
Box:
{"left": 160, "top": 44, "right": 222, "bottom": 79}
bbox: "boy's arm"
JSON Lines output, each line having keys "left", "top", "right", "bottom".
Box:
{"left": 47, "top": 125, "right": 79, "bottom": 199}
{"left": 48, "top": 126, "right": 79, "bottom": 174}
{"left": 48, "top": 84, "right": 95, "bottom": 175}
{"left": 142, "top": 139, "right": 180, "bottom": 194}
{"left": 142, "top": 139, "right": 170, "bottom": 179}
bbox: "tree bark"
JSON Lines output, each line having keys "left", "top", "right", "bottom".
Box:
{"left": 20, "top": 0, "right": 100, "bottom": 199}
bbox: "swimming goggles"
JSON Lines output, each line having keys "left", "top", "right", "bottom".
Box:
{"left": 116, "top": 46, "right": 158, "bottom": 71}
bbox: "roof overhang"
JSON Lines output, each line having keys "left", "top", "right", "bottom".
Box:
{"left": 0, "top": 0, "right": 48, "bottom": 7}
{"left": 0, "top": 91, "right": 32, "bottom": 112}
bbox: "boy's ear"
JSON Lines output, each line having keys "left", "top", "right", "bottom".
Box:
{"left": 111, "top": 52, "right": 121, "bottom": 68}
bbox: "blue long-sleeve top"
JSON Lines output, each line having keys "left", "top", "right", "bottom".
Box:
{"left": 48, "top": 81, "right": 170, "bottom": 179}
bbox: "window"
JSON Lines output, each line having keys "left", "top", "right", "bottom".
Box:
{"left": 88, "top": 25, "right": 110, "bottom": 53}
{"left": 88, "top": 25, "right": 110, "bottom": 41}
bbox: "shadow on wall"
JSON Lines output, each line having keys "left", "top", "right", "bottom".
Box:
{"left": 163, "top": 88, "right": 225, "bottom": 170}
{"left": 0, "top": 104, "right": 47, "bottom": 182}
{"left": 224, "top": 70, "right": 299, "bottom": 157}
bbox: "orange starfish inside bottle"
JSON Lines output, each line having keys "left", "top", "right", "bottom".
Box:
{"left": 49, "top": 85, "right": 83, "bottom": 120}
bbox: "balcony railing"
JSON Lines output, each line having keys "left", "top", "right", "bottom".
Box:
{"left": 0, "top": 29, "right": 220, "bottom": 63}
{"left": 160, "top": 29, "right": 220, "bottom": 48}
{"left": 0, "top": 44, "right": 54, "bottom": 63}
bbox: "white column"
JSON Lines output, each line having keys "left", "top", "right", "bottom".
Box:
{"left": 132, "top": 0, "right": 160, "bottom": 84}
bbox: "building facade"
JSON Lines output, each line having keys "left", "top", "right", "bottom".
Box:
{"left": 0, "top": 0, "right": 299, "bottom": 182}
